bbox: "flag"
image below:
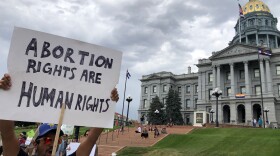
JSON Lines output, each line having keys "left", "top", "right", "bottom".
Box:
{"left": 258, "top": 48, "right": 272, "bottom": 56}
{"left": 126, "top": 70, "right": 131, "bottom": 79}
{"left": 239, "top": 3, "right": 244, "bottom": 18}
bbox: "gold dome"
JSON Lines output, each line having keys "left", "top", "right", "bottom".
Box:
{"left": 243, "top": 0, "right": 270, "bottom": 15}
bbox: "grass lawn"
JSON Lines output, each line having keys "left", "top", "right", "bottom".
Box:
{"left": 117, "top": 128, "right": 280, "bottom": 156}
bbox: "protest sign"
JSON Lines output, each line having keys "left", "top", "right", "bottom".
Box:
{"left": 0, "top": 27, "right": 122, "bottom": 128}
{"left": 67, "top": 143, "right": 96, "bottom": 156}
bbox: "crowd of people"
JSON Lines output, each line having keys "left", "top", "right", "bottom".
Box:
{"left": 135, "top": 124, "right": 168, "bottom": 139}
{"left": 0, "top": 74, "right": 119, "bottom": 156}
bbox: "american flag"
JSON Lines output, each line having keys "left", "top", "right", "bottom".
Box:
{"left": 239, "top": 3, "right": 244, "bottom": 18}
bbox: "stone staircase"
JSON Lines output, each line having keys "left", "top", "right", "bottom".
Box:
{"left": 97, "top": 125, "right": 193, "bottom": 156}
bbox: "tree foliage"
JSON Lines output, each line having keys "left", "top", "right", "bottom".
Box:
{"left": 147, "top": 95, "right": 165, "bottom": 125}
{"left": 165, "top": 88, "right": 184, "bottom": 125}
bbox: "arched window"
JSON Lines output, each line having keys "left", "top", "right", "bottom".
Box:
{"left": 265, "top": 19, "right": 268, "bottom": 26}
{"left": 249, "top": 20, "right": 253, "bottom": 26}
{"left": 258, "top": 19, "right": 262, "bottom": 26}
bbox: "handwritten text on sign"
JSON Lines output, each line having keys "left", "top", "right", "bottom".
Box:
{"left": 0, "top": 27, "right": 122, "bottom": 128}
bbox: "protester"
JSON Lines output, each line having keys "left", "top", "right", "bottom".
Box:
{"left": 161, "top": 127, "right": 167, "bottom": 134}
{"left": 135, "top": 126, "right": 141, "bottom": 133}
{"left": 258, "top": 118, "right": 263, "bottom": 128}
{"left": 153, "top": 126, "right": 159, "bottom": 138}
{"left": 141, "top": 127, "right": 148, "bottom": 139}
{"left": 57, "top": 134, "right": 68, "bottom": 156}
{"left": 19, "top": 132, "right": 27, "bottom": 149}
{"left": 0, "top": 74, "right": 119, "bottom": 156}
{"left": 253, "top": 118, "right": 257, "bottom": 127}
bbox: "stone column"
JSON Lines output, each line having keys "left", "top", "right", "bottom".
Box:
{"left": 230, "top": 63, "right": 235, "bottom": 98}
{"left": 256, "top": 33, "right": 259, "bottom": 46}
{"left": 267, "top": 34, "right": 270, "bottom": 48}
{"left": 259, "top": 59, "right": 267, "bottom": 93}
{"left": 245, "top": 102, "right": 252, "bottom": 125}
{"left": 230, "top": 103, "right": 237, "bottom": 124}
{"left": 246, "top": 35, "right": 248, "bottom": 44}
{"left": 265, "top": 59, "right": 273, "bottom": 95}
{"left": 244, "top": 61, "right": 251, "bottom": 97}
{"left": 217, "top": 65, "right": 221, "bottom": 89}
{"left": 212, "top": 66, "right": 216, "bottom": 89}
{"left": 276, "top": 36, "right": 279, "bottom": 48}
{"left": 198, "top": 72, "right": 202, "bottom": 100}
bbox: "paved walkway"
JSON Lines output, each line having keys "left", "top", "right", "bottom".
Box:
{"left": 97, "top": 126, "right": 193, "bottom": 156}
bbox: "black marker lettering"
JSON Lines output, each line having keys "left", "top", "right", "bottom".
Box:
{"left": 26, "top": 38, "right": 37, "bottom": 57}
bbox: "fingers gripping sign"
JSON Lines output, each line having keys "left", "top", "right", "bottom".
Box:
{"left": 0, "top": 74, "right": 12, "bottom": 90}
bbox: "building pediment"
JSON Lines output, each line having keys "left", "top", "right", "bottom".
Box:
{"left": 210, "top": 43, "right": 258, "bottom": 60}
{"left": 146, "top": 74, "right": 161, "bottom": 79}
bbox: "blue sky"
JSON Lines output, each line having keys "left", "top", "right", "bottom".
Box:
{"left": 0, "top": 0, "right": 280, "bottom": 120}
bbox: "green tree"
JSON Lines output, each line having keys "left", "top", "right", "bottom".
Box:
{"left": 166, "top": 88, "right": 184, "bottom": 125}
{"left": 147, "top": 96, "right": 165, "bottom": 125}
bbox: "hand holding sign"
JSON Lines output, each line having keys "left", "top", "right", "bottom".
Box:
{"left": 0, "top": 74, "right": 11, "bottom": 90}
{"left": 0, "top": 27, "right": 122, "bottom": 128}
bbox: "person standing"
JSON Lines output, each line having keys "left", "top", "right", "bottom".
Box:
{"left": 258, "top": 118, "right": 263, "bottom": 128}
{"left": 253, "top": 119, "right": 257, "bottom": 127}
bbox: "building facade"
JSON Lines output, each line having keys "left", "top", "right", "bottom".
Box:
{"left": 138, "top": 0, "right": 280, "bottom": 126}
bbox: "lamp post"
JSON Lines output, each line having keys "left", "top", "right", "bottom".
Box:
{"left": 154, "top": 109, "right": 159, "bottom": 125}
{"left": 125, "top": 96, "right": 133, "bottom": 130}
{"left": 264, "top": 107, "right": 269, "bottom": 127}
{"left": 210, "top": 109, "right": 214, "bottom": 123}
{"left": 212, "top": 88, "right": 222, "bottom": 127}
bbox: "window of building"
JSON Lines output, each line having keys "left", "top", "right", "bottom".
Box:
{"left": 178, "top": 86, "right": 181, "bottom": 93}
{"left": 209, "top": 73, "right": 213, "bottom": 83}
{"left": 143, "top": 99, "right": 147, "bottom": 108}
{"left": 209, "top": 89, "right": 213, "bottom": 100}
{"left": 277, "top": 65, "right": 280, "bottom": 75}
{"left": 163, "top": 85, "right": 167, "bottom": 92}
{"left": 255, "top": 85, "right": 261, "bottom": 95}
{"left": 163, "top": 98, "right": 166, "bottom": 105}
{"left": 240, "top": 70, "right": 245, "bottom": 79}
{"left": 185, "top": 99, "right": 190, "bottom": 109}
{"left": 258, "top": 19, "right": 262, "bottom": 26}
{"left": 195, "top": 98, "right": 198, "bottom": 104}
{"left": 278, "top": 84, "right": 280, "bottom": 96}
{"left": 240, "top": 86, "right": 246, "bottom": 94}
{"left": 227, "top": 88, "right": 231, "bottom": 96}
{"left": 186, "top": 86, "right": 190, "bottom": 93}
{"left": 195, "top": 85, "right": 198, "bottom": 93}
{"left": 265, "top": 19, "right": 268, "bottom": 26}
{"left": 153, "top": 86, "right": 157, "bottom": 93}
{"left": 144, "top": 87, "right": 148, "bottom": 94}
{"left": 254, "top": 69, "right": 260, "bottom": 78}
{"left": 226, "top": 72, "right": 231, "bottom": 80}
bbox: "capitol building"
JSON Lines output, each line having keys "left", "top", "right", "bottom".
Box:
{"left": 138, "top": 0, "right": 280, "bottom": 127}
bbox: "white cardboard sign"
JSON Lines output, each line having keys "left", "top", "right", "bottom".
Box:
{"left": 67, "top": 143, "right": 96, "bottom": 156}
{"left": 0, "top": 27, "right": 122, "bottom": 128}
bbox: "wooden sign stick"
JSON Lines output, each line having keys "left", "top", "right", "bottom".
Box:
{"left": 51, "top": 103, "right": 66, "bottom": 156}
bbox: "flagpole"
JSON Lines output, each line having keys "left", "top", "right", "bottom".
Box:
{"left": 120, "top": 70, "right": 128, "bottom": 134}
{"left": 257, "top": 51, "right": 266, "bottom": 128}
{"left": 239, "top": 16, "right": 241, "bottom": 43}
